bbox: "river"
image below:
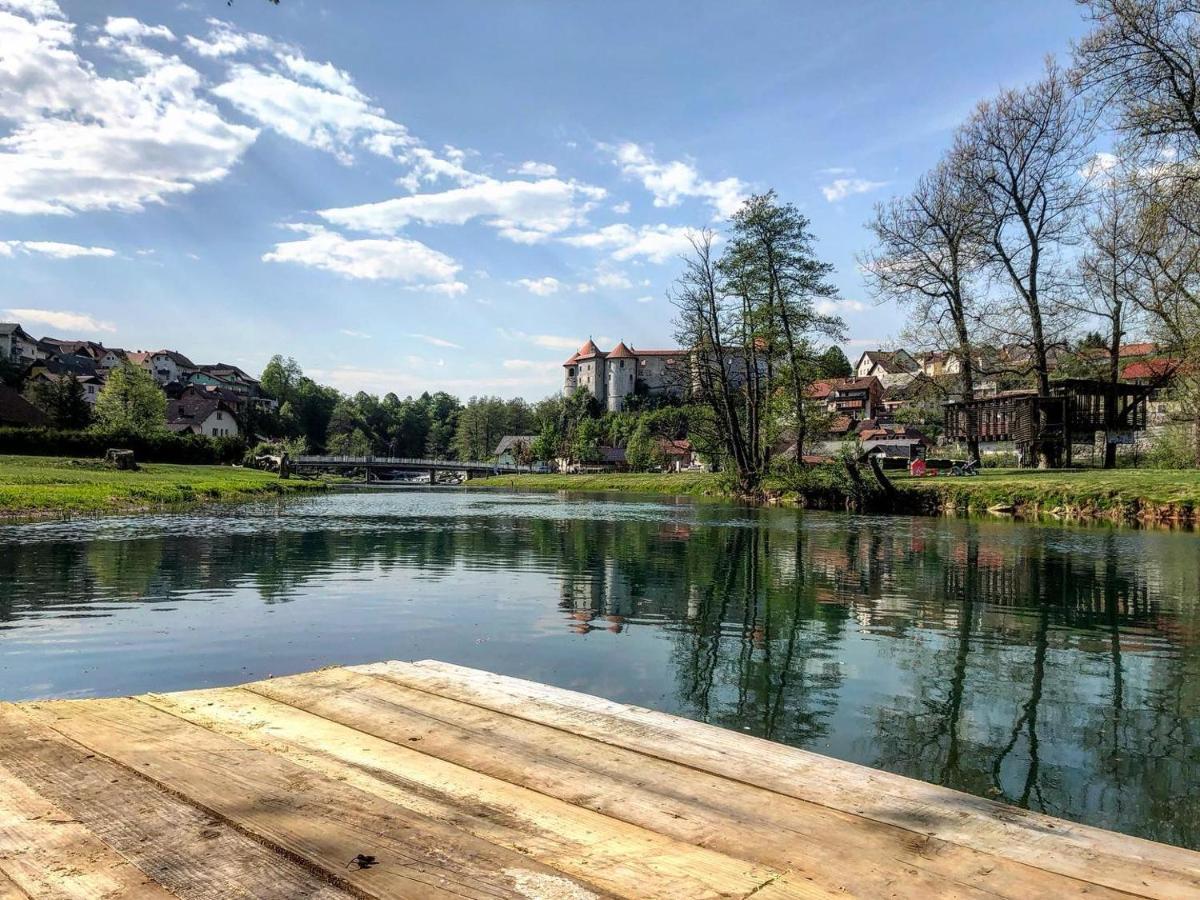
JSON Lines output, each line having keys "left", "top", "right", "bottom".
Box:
{"left": 1, "top": 489, "right": 1197, "bottom": 848}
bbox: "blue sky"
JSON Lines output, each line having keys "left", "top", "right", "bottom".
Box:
{"left": 1, "top": 0, "right": 1092, "bottom": 399}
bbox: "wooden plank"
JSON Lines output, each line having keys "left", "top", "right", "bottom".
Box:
{"left": 0, "top": 704, "right": 352, "bottom": 900}
{"left": 253, "top": 667, "right": 1116, "bottom": 899}
{"left": 0, "top": 870, "right": 30, "bottom": 900}
{"left": 360, "top": 659, "right": 1200, "bottom": 900}
{"left": 0, "top": 762, "right": 175, "bottom": 900}
{"left": 145, "top": 686, "right": 802, "bottom": 900}
{"left": 17, "top": 698, "right": 608, "bottom": 900}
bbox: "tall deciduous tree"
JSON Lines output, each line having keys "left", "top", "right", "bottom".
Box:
{"left": 954, "top": 61, "right": 1094, "bottom": 466}
{"left": 1075, "top": 0, "right": 1200, "bottom": 463}
{"left": 863, "top": 160, "right": 985, "bottom": 460}
{"left": 93, "top": 362, "right": 166, "bottom": 432}
{"left": 719, "top": 193, "right": 843, "bottom": 460}
{"left": 673, "top": 194, "right": 843, "bottom": 494}
{"left": 1074, "top": 176, "right": 1144, "bottom": 467}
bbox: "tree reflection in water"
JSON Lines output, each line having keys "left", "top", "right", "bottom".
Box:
{"left": 0, "top": 496, "right": 1196, "bottom": 847}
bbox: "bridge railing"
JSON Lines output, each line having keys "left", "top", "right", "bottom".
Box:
{"left": 293, "top": 455, "right": 524, "bottom": 472}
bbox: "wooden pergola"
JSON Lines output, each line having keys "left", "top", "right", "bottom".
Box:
{"left": 943, "top": 378, "right": 1153, "bottom": 466}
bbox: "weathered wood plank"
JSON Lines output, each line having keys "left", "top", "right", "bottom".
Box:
{"left": 255, "top": 667, "right": 1116, "bottom": 899}
{"left": 145, "top": 686, "right": 794, "bottom": 900}
{"left": 0, "top": 870, "right": 31, "bottom": 900}
{"left": 358, "top": 659, "right": 1200, "bottom": 900}
{"left": 0, "top": 761, "right": 175, "bottom": 900}
{"left": 0, "top": 704, "right": 352, "bottom": 900}
{"left": 18, "top": 698, "right": 608, "bottom": 900}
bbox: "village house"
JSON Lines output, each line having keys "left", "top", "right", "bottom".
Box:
{"left": 563, "top": 339, "right": 685, "bottom": 412}
{"left": 493, "top": 435, "right": 537, "bottom": 466}
{"left": 807, "top": 375, "right": 885, "bottom": 424}
{"left": 166, "top": 389, "right": 240, "bottom": 437}
{"left": 132, "top": 349, "right": 196, "bottom": 386}
{"left": 853, "top": 349, "right": 919, "bottom": 386}
{"left": 0, "top": 323, "right": 39, "bottom": 365}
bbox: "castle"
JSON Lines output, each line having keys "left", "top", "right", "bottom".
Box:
{"left": 563, "top": 340, "right": 685, "bottom": 412}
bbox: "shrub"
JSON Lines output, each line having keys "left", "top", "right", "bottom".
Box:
{"left": 0, "top": 427, "right": 246, "bottom": 464}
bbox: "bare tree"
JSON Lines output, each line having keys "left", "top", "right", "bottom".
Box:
{"left": 863, "top": 160, "right": 985, "bottom": 460}
{"left": 1074, "top": 0, "right": 1200, "bottom": 161}
{"left": 953, "top": 61, "right": 1095, "bottom": 466}
{"left": 1075, "top": 1, "right": 1200, "bottom": 461}
{"left": 672, "top": 230, "right": 764, "bottom": 492}
{"left": 1073, "top": 174, "right": 1145, "bottom": 466}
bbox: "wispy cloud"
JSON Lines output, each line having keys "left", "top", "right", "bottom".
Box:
{"left": 607, "top": 142, "right": 746, "bottom": 217}
{"left": 1, "top": 241, "right": 116, "bottom": 259}
{"left": 407, "top": 333, "right": 462, "bottom": 349}
{"left": 497, "top": 328, "right": 581, "bottom": 351}
{"left": 5, "top": 307, "right": 116, "bottom": 333}
{"left": 513, "top": 276, "right": 561, "bottom": 296}
{"left": 821, "top": 177, "right": 887, "bottom": 203}
{"left": 339, "top": 328, "right": 371, "bottom": 339}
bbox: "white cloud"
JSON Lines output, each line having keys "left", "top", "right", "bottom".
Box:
{"left": 1, "top": 240, "right": 115, "bottom": 258}
{"left": 262, "top": 224, "right": 466, "bottom": 294}
{"left": 339, "top": 328, "right": 371, "bottom": 339}
{"left": 816, "top": 298, "right": 866, "bottom": 315}
{"left": 307, "top": 364, "right": 558, "bottom": 397}
{"left": 497, "top": 328, "right": 581, "bottom": 351}
{"left": 5, "top": 307, "right": 115, "bottom": 333}
{"left": 183, "top": 17, "right": 277, "bottom": 58}
{"left": 211, "top": 65, "right": 412, "bottom": 165}
{"left": 562, "top": 223, "right": 699, "bottom": 263}
{"left": 634, "top": 295, "right": 654, "bottom": 304}
{"left": 0, "top": 4, "right": 258, "bottom": 215}
{"left": 821, "top": 177, "right": 887, "bottom": 203}
{"left": 511, "top": 160, "right": 556, "bottom": 177}
{"left": 320, "top": 177, "right": 606, "bottom": 244}
{"left": 103, "top": 16, "right": 174, "bottom": 42}
{"left": 407, "top": 333, "right": 462, "bottom": 349}
{"left": 608, "top": 142, "right": 746, "bottom": 218}
{"left": 278, "top": 53, "right": 365, "bottom": 101}
{"left": 513, "top": 276, "right": 561, "bottom": 296}
{"left": 611, "top": 200, "right": 631, "bottom": 215}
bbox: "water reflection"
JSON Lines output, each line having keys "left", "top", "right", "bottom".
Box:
{"left": 0, "top": 491, "right": 1197, "bottom": 847}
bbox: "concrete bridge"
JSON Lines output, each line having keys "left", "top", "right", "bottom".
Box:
{"left": 292, "top": 455, "right": 525, "bottom": 482}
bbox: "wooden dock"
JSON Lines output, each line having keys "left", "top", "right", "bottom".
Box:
{"left": 1, "top": 661, "right": 1197, "bottom": 899}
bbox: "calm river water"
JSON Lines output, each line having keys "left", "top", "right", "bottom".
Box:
{"left": 1, "top": 489, "right": 1198, "bottom": 847}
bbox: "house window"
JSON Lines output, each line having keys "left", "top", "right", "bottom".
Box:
{"left": 568, "top": 367, "right": 575, "bottom": 377}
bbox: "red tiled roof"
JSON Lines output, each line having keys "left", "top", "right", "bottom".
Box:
{"left": 562, "top": 352, "right": 580, "bottom": 366}
{"left": 1119, "top": 342, "right": 1158, "bottom": 358}
{"left": 805, "top": 380, "right": 834, "bottom": 399}
{"left": 1122, "top": 358, "right": 1181, "bottom": 381}
{"left": 608, "top": 341, "right": 635, "bottom": 359}
{"left": 574, "top": 339, "right": 602, "bottom": 360}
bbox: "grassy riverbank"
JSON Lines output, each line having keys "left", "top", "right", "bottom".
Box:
{"left": 470, "top": 471, "right": 721, "bottom": 496}
{"left": 0, "top": 455, "right": 326, "bottom": 518}
{"left": 895, "top": 468, "right": 1200, "bottom": 522}
{"left": 469, "top": 467, "right": 1200, "bottom": 524}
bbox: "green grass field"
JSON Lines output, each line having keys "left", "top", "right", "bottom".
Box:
{"left": 0, "top": 455, "right": 326, "bottom": 517}
{"left": 469, "top": 471, "right": 723, "bottom": 496}
{"left": 893, "top": 467, "right": 1200, "bottom": 512}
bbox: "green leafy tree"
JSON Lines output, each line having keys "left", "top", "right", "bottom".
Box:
{"left": 25, "top": 376, "right": 91, "bottom": 429}
{"left": 93, "top": 362, "right": 166, "bottom": 432}
{"left": 817, "top": 346, "right": 852, "bottom": 379}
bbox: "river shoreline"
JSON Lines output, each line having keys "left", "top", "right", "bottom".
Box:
{"left": 467, "top": 469, "right": 1200, "bottom": 528}
{"left": 0, "top": 455, "right": 327, "bottom": 521}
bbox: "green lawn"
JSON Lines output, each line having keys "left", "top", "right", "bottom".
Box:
{"left": 0, "top": 455, "right": 326, "bottom": 517}
{"left": 894, "top": 467, "right": 1200, "bottom": 511}
{"left": 468, "top": 471, "right": 723, "bottom": 496}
